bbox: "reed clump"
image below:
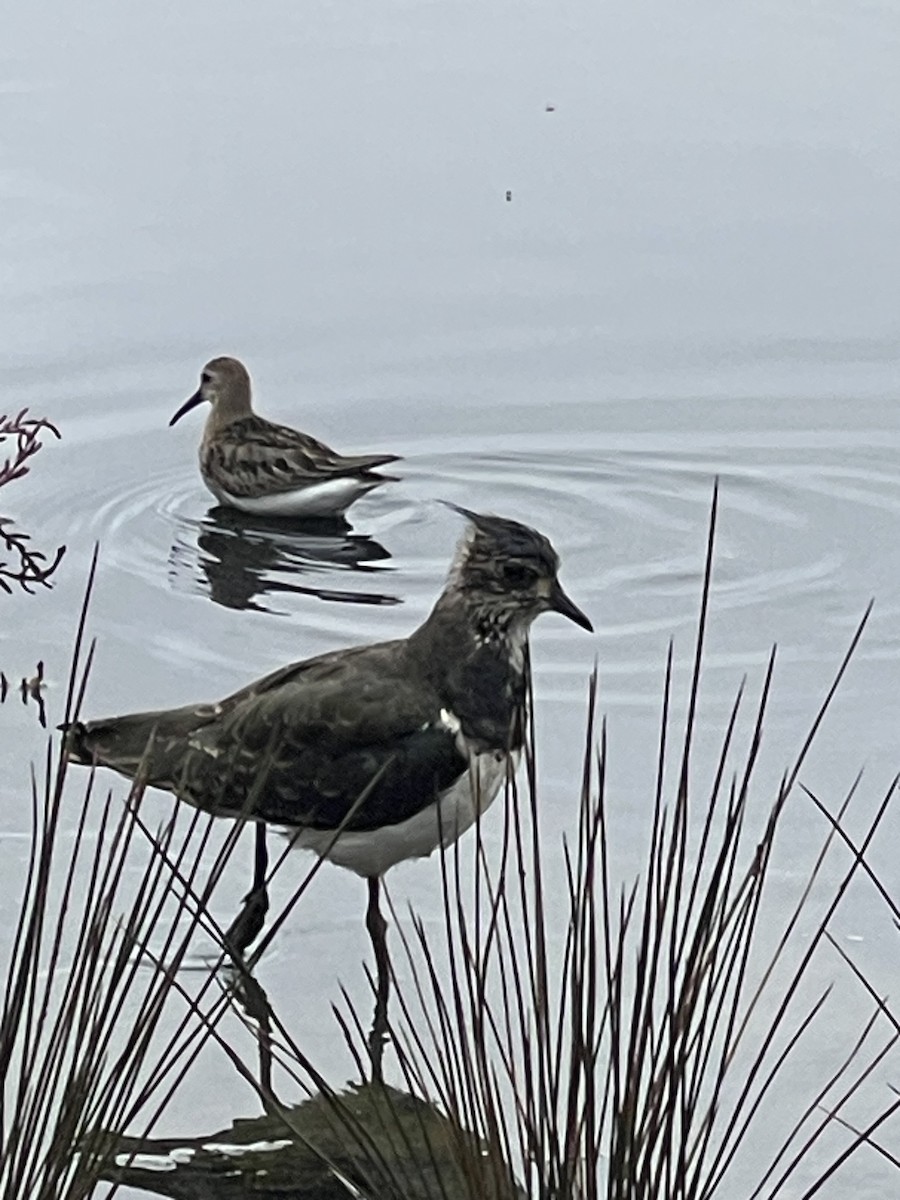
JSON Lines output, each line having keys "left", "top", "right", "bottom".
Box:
{"left": 318, "top": 491, "right": 900, "bottom": 1198}
{"left": 0, "top": 570, "right": 293, "bottom": 1199}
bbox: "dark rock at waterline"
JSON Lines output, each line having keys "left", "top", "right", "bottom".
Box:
{"left": 89, "top": 1083, "right": 521, "bottom": 1199}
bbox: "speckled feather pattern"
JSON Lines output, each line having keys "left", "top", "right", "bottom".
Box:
{"left": 201, "top": 414, "right": 399, "bottom": 500}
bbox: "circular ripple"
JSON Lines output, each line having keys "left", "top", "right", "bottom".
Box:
{"left": 36, "top": 435, "right": 402, "bottom": 617}
{"left": 23, "top": 418, "right": 900, "bottom": 708}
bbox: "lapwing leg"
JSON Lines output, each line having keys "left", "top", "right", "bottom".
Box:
{"left": 220, "top": 825, "right": 275, "bottom": 1104}
{"left": 224, "top": 823, "right": 270, "bottom": 958}
{"left": 365, "top": 875, "right": 390, "bottom": 1085}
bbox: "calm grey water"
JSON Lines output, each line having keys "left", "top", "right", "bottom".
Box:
{"left": 3, "top": 0, "right": 900, "bottom": 1194}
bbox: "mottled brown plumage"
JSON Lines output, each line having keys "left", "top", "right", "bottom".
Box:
{"left": 170, "top": 357, "right": 400, "bottom": 517}
{"left": 200, "top": 414, "right": 397, "bottom": 500}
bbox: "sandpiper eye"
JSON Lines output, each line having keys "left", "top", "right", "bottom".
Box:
{"left": 201, "top": 372, "right": 211, "bottom": 384}
{"left": 502, "top": 563, "right": 537, "bottom": 588}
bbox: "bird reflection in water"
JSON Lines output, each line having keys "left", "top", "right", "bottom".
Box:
{"left": 169, "top": 505, "right": 399, "bottom": 613}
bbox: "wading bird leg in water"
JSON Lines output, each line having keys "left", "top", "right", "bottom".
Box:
{"left": 366, "top": 876, "right": 390, "bottom": 1085}
{"left": 221, "top": 825, "right": 275, "bottom": 1104}
{"left": 225, "top": 823, "right": 270, "bottom": 958}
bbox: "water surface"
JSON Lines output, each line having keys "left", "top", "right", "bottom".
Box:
{"left": 3, "top": 1, "right": 900, "bottom": 1193}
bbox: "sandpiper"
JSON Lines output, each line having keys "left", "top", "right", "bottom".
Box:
{"left": 169, "top": 357, "right": 400, "bottom": 518}
{"left": 66, "top": 507, "right": 592, "bottom": 1078}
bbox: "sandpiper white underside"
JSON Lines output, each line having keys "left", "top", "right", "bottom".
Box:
{"left": 288, "top": 747, "right": 519, "bottom": 878}
{"left": 206, "top": 475, "right": 380, "bottom": 518}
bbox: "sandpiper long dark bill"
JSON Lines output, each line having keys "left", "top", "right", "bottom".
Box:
{"left": 66, "top": 507, "right": 593, "bottom": 1080}
{"left": 169, "top": 356, "right": 400, "bottom": 518}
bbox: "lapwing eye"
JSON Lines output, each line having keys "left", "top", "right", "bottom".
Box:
{"left": 502, "top": 562, "right": 537, "bottom": 588}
